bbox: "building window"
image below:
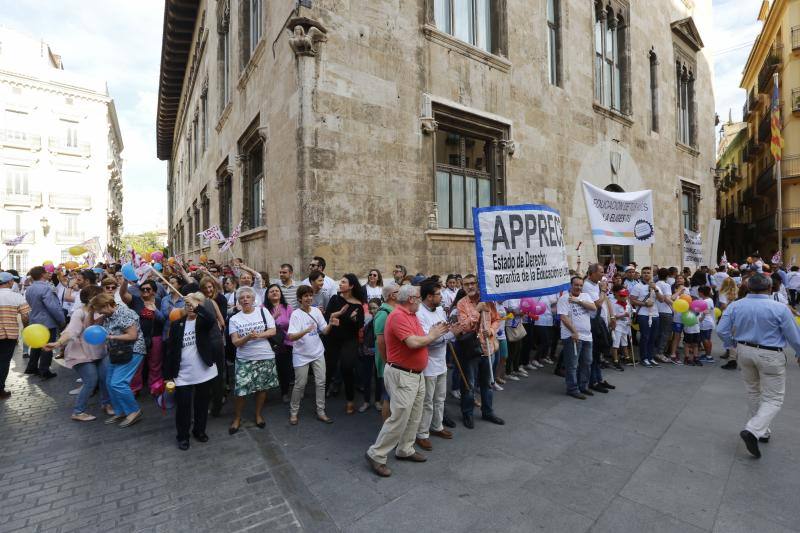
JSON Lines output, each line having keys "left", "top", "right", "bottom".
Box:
{"left": 249, "top": 0, "right": 262, "bottom": 54}
{"left": 201, "top": 191, "right": 210, "bottom": 235}
{"left": 60, "top": 119, "right": 79, "bottom": 147}
{"left": 681, "top": 183, "right": 699, "bottom": 231}
{"left": 649, "top": 49, "right": 659, "bottom": 132}
{"left": 593, "top": 1, "right": 629, "bottom": 114}
{"left": 5, "top": 110, "right": 28, "bottom": 139}
{"left": 433, "top": 105, "right": 507, "bottom": 229}
{"left": 217, "top": 1, "right": 231, "bottom": 112}
{"left": 597, "top": 244, "right": 631, "bottom": 269}
{"left": 4, "top": 165, "right": 29, "bottom": 195}
{"left": 63, "top": 213, "right": 79, "bottom": 236}
{"left": 547, "top": 0, "right": 561, "bottom": 86}
{"left": 245, "top": 144, "right": 264, "bottom": 229}
{"left": 675, "top": 57, "right": 696, "bottom": 146}
{"left": 434, "top": 0, "right": 494, "bottom": 53}
{"left": 193, "top": 202, "right": 201, "bottom": 248}
{"left": 193, "top": 115, "right": 199, "bottom": 167}
{"left": 240, "top": 0, "right": 262, "bottom": 68}
{"left": 201, "top": 87, "right": 208, "bottom": 152}
{"left": 8, "top": 250, "right": 27, "bottom": 273}
{"left": 186, "top": 137, "right": 191, "bottom": 179}
{"left": 217, "top": 162, "right": 233, "bottom": 236}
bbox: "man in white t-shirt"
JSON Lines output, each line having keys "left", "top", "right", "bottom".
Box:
{"left": 557, "top": 276, "right": 597, "bottom": 399}
{"left": 287, "top": 285, "right": 339, "bottom": 424}
{"left": 415, "top": 280, "right": 456, "bottom": 450}
{"left": 786, "top": 266, "right": 800, "bottom": 306}
{"left": 710, "top": 265, "right": 729, "bottom": 292}
{"left": 582, "top": 264, "right": 615, "bottom": 393}
{"left": 629, "top": 267, "right": 663, "bottom": 368}
{"left": 654, "top": 267, "right": 675, "bottom": 363}
{"left": 300, "top": 256, "right": 338, "bottom": 301}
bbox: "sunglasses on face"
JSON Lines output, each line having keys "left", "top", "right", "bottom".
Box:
{"left": 104, "top": 285, "right": 117, "bottom": 290}
{"left": 141, "top": 287, "right": 153, "bottom": 293}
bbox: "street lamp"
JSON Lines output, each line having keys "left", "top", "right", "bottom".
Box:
{"left": 40, "top": 216, "right": 50, "bottom": 237}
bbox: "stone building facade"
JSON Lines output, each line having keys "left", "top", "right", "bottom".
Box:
{"left": 0, "top": 27, "right": 123, "bottom": 272}
{"left": 159, "top": 0, "right": 716, "bottom": 277}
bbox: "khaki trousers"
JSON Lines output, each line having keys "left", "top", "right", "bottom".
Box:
{"left": 738, "top": 344, "right": 786, "bottom": 439}
{"left": 417, "top": 372, "right": 447, "bottom": 439}
{"left": 366, "top": 365, "right": 425, "bottom": 464}
{"left": 290, "top": 357, "right": 327, "bottom": 417}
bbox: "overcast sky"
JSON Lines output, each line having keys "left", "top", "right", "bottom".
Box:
{"left": 0, "top": 0, "right": 767, "bottom": 235}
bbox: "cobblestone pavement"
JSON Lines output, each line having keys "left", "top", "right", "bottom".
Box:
{"left": 2, "top": 340, "right": 800, "bottom": 532}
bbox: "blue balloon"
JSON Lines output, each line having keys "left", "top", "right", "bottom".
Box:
{"left": 92, "top": 268, "right": 104, "bottom": 275}
{"left": 153, "top": 262, "right": 163, "bottom": 272}
{"left": 83, "top": 325, "right": 107, "bottom": 345}
{"left": 121, "top": 263, "right": 138, "bottom": 282}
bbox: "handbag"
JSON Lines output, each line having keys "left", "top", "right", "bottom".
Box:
{"left": 457, "top": 331, "right": 485, "bottom": 359}
{"left": 260, "top": 308, "right": 286, "bottom": 353}
{"left": 589, "top": 310, "right": 612, "bottom": 351}
{"left": 108, "top": 340, "right": 134, "bottom": 365}
{"left": 505, "top": 319, "right": 527, "bottom": 342}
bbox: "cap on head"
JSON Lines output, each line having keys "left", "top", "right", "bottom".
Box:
{"left": 0, "top": 272, "right": 14, "bottom": 284}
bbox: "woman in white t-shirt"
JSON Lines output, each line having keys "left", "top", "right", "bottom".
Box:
{"left": 227, "top": 286, "right": 278, "bottom": 435}
{"left": 364, "top": 269, "right": 384, "bottom": 302}
{"left": 287, "top": 285, "right": 339, "bottom": 425}
{"left": 163, "top": 293, "right": 219, "bottom": 450}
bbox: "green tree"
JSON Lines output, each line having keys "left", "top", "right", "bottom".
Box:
{"left": 120, "top": 231, "right": 166, "bottom": 253}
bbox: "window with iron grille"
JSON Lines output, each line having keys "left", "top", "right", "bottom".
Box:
{"left": 547, "top": 0, "right": 561, "bottom": 86}
{"left": 593, "top": 0, "right": 630, "bottom": 114}
{"left": 217, "top": 0, "right": 231, "bottom": 112}
{"left": 681, "top": 182, "right": 700, "bottom": 231}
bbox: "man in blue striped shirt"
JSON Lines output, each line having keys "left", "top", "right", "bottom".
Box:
{"left": 717, "top": 274, "right": 800, "bottom": 458}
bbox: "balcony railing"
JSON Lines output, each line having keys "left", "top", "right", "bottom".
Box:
{"left": 782, "top": 154, "right": 800, "bottom": 179}
{"left": 743, "top": 187, "right": 755, "bottom": 205}
{"left": 758, "top": 43, "right": 783, "bottom": 94}
{"left": 0, "top": 191, "right": 43, "bottom": 208}
{"left": 55, "top": 231, "right": 85, "bottom": 244}
{"left": 0, "top": 229, "right": 35, "bottom": 244}
{"left": 759, "top": 112, "right": 772, "bottom": 143}
{"left": 793, "top": 26, "right": 800, "bottom": 51}
{"left": 48, "top": 193, "right": 92, "bottom": 210}
{"left": 0, "top": 129, "right": 41, "bottom": 150}
{"left": 783, "top": 208, "right": 800, "bottom": 230}
{"left": 48, "top": 137, "right": 91, "bottom": 156}
{"left": 756, "top": 213, "right": 777, "bottom": 234}
{"left": 757, "top": 162, "right": 776, "bottom": 195}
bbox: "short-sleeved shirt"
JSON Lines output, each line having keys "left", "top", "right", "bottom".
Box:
{"left": 176, "top": 319, "right": 218, "bottom": 386}
{"left": 582, "top": 279, "right": 609, "bottom": 325}
{"left": 288, "top": 307, "right": 327, "bottom": 367}
{"left": 700, "top": 297, "right": 715, "bottom": 330}
{"left": 373, "top": 303, "right": 393, "bottom": 378}
{"left": 630, "top": 282, "right": 661, "bottom": 317}
{"left": 228, "top": 308, "right": 276, "bottom": 361}
{"left": 557, "top": 292, "right": 594, "bottom": 342}
{"left": 105, "top": 305, "right": 147, "bottom": 355}
{"left": 0, "top": 288, "right": 29, "bottom": 340}
{"left": 611, "top": 300, "right": 631, "bottom": 333}
{"left": 416, "top": 304, "right": 450, "bottom": 377}
{"left": 655, "top": 281, "right": 673, "bottom": 315}
{"left": 384, "top": 305, "right": 428, "bottom": 372}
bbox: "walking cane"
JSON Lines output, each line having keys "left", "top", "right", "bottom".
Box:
{"left": 481, "top": 310, "right": 495, "bottom": 384}
{"left": 447, "top": 341, "right": 472, "bottom": 393}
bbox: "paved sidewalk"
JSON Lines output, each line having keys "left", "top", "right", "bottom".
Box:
{"left": 2, "top": 342, "right": 800, "bottom": 532}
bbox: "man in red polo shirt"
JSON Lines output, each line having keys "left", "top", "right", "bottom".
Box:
{"left": 365, "top": 284, "right": 450, "bottom": 477}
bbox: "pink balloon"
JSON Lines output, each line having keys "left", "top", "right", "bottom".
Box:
{"left": 520, "top": 297, "right": 535, "bottom": 313}
{"left": 689, "top": 299, "right": 708, "bottom": 313}
{"left": 43, "top": 264, "right": 55, "bottom": 274}
{"left": 151, "top": 251, "right": 164, "bottom": 262}
{"left": 533, "top": 302, "right": 548, "bottom": 315}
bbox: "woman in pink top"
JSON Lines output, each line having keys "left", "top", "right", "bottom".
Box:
{"left": 44, "top": 285, "right": 113, "bottom": 421}
{"left": 265, "top": 284, "right": 294, "bottom": 403}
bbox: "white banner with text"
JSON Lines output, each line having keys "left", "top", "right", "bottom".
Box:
{"left": 683, "top": 228, "right": 703, "bottom": 268}
{"left": 582, "top": 181, "right": 655, "bottom": 246}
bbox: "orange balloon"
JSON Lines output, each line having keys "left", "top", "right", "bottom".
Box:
{"left": 169, "top": 308, "right": 183, "bottom": 322}
{"left": 680, "top": 294, "right": 692, "bottom": 304}
{"left": 168, "top": 257, "right": 176, "bottom": 265}
{"left": 199, "top": 255, "right": 208, "bottom": 263}
{"left": 142, "top": 252, "right": 152, "bottom": 263}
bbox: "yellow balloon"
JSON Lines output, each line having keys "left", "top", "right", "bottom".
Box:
{"left": 64, "top": 261, "right": 79, "bottom": 270}
{"left": 42, "top": 260, "right": 53, "bottom": 266}
{"left": 22, "top": 324, "right": 50, "bottom": 349}
{"left": 68, "top": 245, "right": 87, "bottom": 256}
{"left": 673, "top": 299, "right": 690, "bottom": 313}
{"left": 714, "top": 307, "right": 722, "bottom": 320}
{"left": 795, "top": 316, "right": 800, "bottom": 327}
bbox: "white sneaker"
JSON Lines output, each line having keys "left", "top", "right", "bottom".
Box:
{"left": 517, "top": 368, "right": 529, "bottom": 377}
{"left": 532, "top": 360, "right": 544, "bottom": 368}
{"left": 68, "top": 387, "right": 81, "bottom": 396}
{"left": 524, "top": 363, "right": 537, "bottom": 371}
{"left": 492, "top": 383, "right": 504, "bottom": 391}
{"left": 542, "top": 358, "right": 554, "bottom": 365}
{"left": 76, "top": 378, "right": 83, "bottom": 383}
{"left": 505, "top": 374, "right": 520, "bottom": 381}
{"left": 450, "top": 390, "right": 461, "bottom": 400}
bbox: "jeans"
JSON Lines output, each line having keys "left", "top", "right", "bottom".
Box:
{"left": 358, "top": 353, "right": 382, "bottom": 403}
{"left": 460, "top": 355, "right": 494, "bottom": 418}
{"left": 73, "top": 358, "right": 110, "bottom": 415}
{"left": 175, "top": 379, "right": 212, "bottom": 441}
{"left": 107, "top": 354, "right": 143, "bottom": 416}
{"left": 25, "top": 328, "right": 57, "bottom": 374}
{"left": 0, "top": 338, "right": 17, "bottom": 391}
{"left": 654, "top": 313, "right": 673, "bottom": 356}
{"left": 636, "top": 315, "right": 659, "bottom": 362}
{"left": 563, "top": 338, "right": 592, "bottom": 393}
{"left": 493, "top": 339, "right": 508, "bottom": 374}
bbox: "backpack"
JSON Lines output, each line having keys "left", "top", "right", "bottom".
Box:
{"left": 363, "top": 307, "right": 389, "bottom": 353}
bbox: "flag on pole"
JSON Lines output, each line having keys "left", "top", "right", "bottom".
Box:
{"left": 772, "top": 250, "right": 782, "bottom": 264}
{"left": 771, "top": 75, "right": 784, "bottom": 162}
{"left": 2, "top": 232, "right": 28, "bottom": 247}
{"left": 603, "top": 255, "right": 616, "bottom": 283}
{"left": 219, "top": 220, "right": 242, "bottom": 254}
{"left": 720, "top": 251, "right": 727, "bottom": 266}
{"left": 197, "top": 225, "right": 226, "bottom": 243}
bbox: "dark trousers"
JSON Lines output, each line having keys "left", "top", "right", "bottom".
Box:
{"left": 25, "top": 328, "right": 57, "bottom": 374}
{"left": 520, "top": 323, "right": 534, "bottom": 366}
{"left": 175, "top": 379, "right": 212, "bottom": 441}
{"left": 358, "top": 353, "right": 382, "bottom": 403}
{"left": 326, "top": 337, "right": 358, "bottom": 402}
{"left": 460, "top": 355, "right": 494, "bottom": 418}
{"left": 0, "top": 338, "right": 17, "bottom": 390}
{"left": 209, "top": 362, "right": 225, "bottom": 416}
{"left": 549, "top": 323, "right": 560, "bottom": 357}
{"left": 275, "top": 346, "right": 294, "bottom": 396}
{"left": 506, "top": 339, "right": 521, "bottom": 373}
{"left": 533, "top": 325, "right": 552, "bottom": 361}
{"left": 590, "top": 343, "right": 605, "bottom": 385}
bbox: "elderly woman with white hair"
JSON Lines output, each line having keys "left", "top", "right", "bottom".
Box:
{"left": 227, "top": 285, "right": 278, "bottom": 434}
{"left": 163, "top": 292, "right": 221, "bottom": 450}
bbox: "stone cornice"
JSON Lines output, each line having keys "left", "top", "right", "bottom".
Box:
{"left": 0, "top": 72, "right": 111, "bottom": 104}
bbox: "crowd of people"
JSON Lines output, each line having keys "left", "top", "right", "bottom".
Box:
{"left": 0, "top": 251, "right": 797, "bottom": 465}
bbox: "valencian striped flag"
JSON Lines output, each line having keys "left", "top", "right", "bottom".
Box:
{"left": 771, "top": 74, "right": 784, "bottom": 161}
